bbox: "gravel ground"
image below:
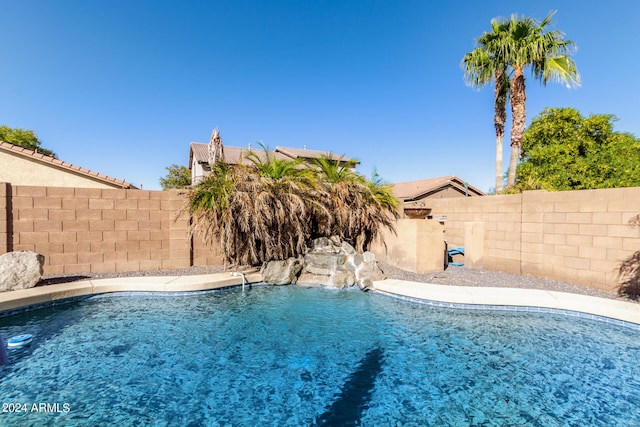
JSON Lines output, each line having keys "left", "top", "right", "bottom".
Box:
{"left": 39, "top": 263, "right": 634, "bottom": 303}
{"left": 379, "top": 263, "right": 633, "bottom": 302}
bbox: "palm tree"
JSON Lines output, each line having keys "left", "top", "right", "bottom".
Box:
{"left": 313, "top": 155, "right": 398, "bottom": 251}
{"left": 184, "top": 151, "right": 316, "bottom": 266}
{"left": 241, "top": 146, "right": 324, "bottom": 263}
{"left": 183, "top": 146, "right": 399, "bottom": 267}
{"left": 358, "top": 171, "right": 399, "bottom": 250}
{"left": 502, "top": 11, "right": 580, "bottom": 187}
{"left": 463, "top": 19, "right": 511, "bottom": 193}
{"left": 183, "top": 161, "right": 236, "bottom": 263}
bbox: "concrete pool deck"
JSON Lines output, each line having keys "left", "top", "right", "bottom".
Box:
{"left": 1, "top": 274, "right": 639, "bottom": 325}
{"left": 373, "top": 279, "right": 640, "bottom": 325}
{"left": 0, "top": 271, "right": 263, "bottom": 313}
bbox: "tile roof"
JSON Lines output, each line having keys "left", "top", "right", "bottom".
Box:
{"left": 274, "top": 146, "right": 359, "bottom": 164}
{"left": 190, "top": 143, "right": 290, "bottom": 166}
{"left": 0, "top": 141, "right": 137, "bottom": 189}
{"left": 190, "top": 143, "right": 357, "bottom": 165}
{"left": 392, "top": 176, "right": 485, "bottom": 200}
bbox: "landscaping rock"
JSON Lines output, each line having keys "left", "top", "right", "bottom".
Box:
{"left": 341, "top": 241, "right": 356, "bottom": 255}
{"left": 344, "top": 251, "right": 384, "bottom": 290}
{"left": 259, "top": 236, "right": 385, "bottom": 290}
{"left": 298, "top": 269, "right": 355, "bottom": 289}
{"left": 260, "top": 256, "right": 303, "bottom": 285}
{"left": 309, "top": 237, "right": 341, "bottom": 254}
{"left": 297, "top": 273, "right": 327, "bottom": 287}
{"left": 302, "top": 253, "right": 346, "bottom": 275}
{"left": 0, "top": 251, "right": 45, "bottom": 292}
{"left": 353, "top": 253, "right": 385, "bottom": 290}
{"left": 300, "top": 236, "right": 384, "bottom": 290}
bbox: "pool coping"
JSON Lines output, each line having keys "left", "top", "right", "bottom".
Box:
{"left": 1, "top": 274, "right": 639, "bottom": 325}
{"left": 0, "top": 271, "right": 263, "bottom": 314}
{"left": 372, "top": 279, "right": 640, "bottom": 325}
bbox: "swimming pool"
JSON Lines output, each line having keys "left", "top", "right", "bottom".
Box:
{"left": 1, "top": 285, "right": 640, "bottom": 426}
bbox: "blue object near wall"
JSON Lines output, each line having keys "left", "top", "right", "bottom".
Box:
{"left": 448, "top": 247, "right": 464, "bottom": 267}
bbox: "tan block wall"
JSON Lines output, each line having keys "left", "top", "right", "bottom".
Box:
{"left": 3, "top": 181, "right": 640, "bottom": 293}
{"left": 426, "top": 188, "right": 640, "bottom": 292}
{"left": 193, "top": 236, "right": 224, "bottom": 267}
{"left": 0, "top": 182, "right": 10, "bottom": 254}
{"left": 2, "top": 184, "right": 209, "bottom": 275}
{"left": 371, "top": 219, "right": 446, "bottom": 273}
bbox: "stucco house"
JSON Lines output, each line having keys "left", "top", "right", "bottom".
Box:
{"left": 189, "top": 142, "right": 358, "bottom": 186}
{"left": 392, "top": 176, "right": 485, "bottom": 218}
{"left": 0, "top": 141, "right": 137, "bottom": 189}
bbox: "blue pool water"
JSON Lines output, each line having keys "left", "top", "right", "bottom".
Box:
{"left": 1, "top": 285, "right": 640, "bottom": 426}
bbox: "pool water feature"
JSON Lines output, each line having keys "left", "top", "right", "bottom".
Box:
{"left": 1, "top": 285, "right": 640, "bottom": 426}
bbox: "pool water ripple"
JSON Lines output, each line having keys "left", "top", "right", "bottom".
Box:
{"left": 1, "top": 285, "right": 640, "bottom": 426}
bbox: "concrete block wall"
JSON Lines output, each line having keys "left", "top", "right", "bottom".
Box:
{"left": 371, "top": 219, "right": 446, "bottom": 273}
{"left": 6, "top": 184, "right": 195, "bottom": 275}
{"left": 3, "top": 181, "right": 640, "bottom": 293}
{"left": 0, "top": 183, "right": 10, "bottom": 254}
{"left": 193, "top": 236, "right": 223, "bottom": 267}
{"left": 427, "top": 188, "right": 640, "bottom": 292}
{"left": 424, "top": 194, "right": 523, "bottom": 273}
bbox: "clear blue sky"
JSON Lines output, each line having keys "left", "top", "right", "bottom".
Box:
{"left": 1, "top": 0, "right": 638, "bottom": 191}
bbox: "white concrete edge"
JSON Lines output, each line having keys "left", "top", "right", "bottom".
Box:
{"left": 372, "top": 279, "right": 640, "bottom": 325}
{"left": 0, "top": 272, "right": 263, "bottom": 313}
{"left": 1, "top": 275, "right": 639, "bottom": 326}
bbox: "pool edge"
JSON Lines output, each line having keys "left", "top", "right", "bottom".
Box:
{"left": 372, "top": 279, "right": 640, "bottom": 325}
{"left": 0, "top": 271, "right": 262, "bottom": 314}
{"left": 1, "top": 275, "right": 639, "bottom": 325}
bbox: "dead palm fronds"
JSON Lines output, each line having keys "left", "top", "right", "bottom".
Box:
{"left": 313, "top": 156, "right": 399, "bottom": 252}
{"left": 182, "top": 147, "right": 399, "bottom": 266}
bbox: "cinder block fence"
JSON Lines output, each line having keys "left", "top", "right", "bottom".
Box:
{"left": 1, "top": 182, "right": 639, "bottom": 293}
{"left": 426, "top": 187, "right": 640, "bottom": 293}
{"left": 0, "top": 183, "right": 221, "bottom": 276}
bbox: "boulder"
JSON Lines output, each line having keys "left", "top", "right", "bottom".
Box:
{"left": 345, "top": 250, "right": 384, "bottom": 291}
{"left": 0, "top": 251, "right": 45, "bottom": 292}
{"left": 260, "top": 256, "right": 304, "bottom": 285}
{"left": 302, "top": 253, "right": 346, "bottom": 275}
{"left": 260, "top": 236, "right": 385, "bottom": 291}
{"left": 363, "top": 251, "right": 377, "bottom": 263}
{"left": 308, "top": 237, "right": 341, "bottom": 254}
{"left": 340, "top": 241, "right": 356, "bottom": 255}
{"left": 299, "top": 236, "right": 384, "bottom": 290}
{"left": 297, "top": 273, "right": 328, "bottom": 287}
{"left": 354, "top": 260, "right": 384, "bottom": 291}
{"left": 333, "top": 269, "right": 356, "bottom": 288}
{"left": 298, "top": 268, "right": 355, "bottom": 289}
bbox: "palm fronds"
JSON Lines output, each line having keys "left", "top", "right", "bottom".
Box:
{"left": 181, "top": 147, "right": 399, "bottom": 265}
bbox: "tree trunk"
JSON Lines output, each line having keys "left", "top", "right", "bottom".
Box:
{"left": 496, "top": 134, "right": 503, "bottom": 193}
{"left": 508, "top": 68, "right": 526, "bottom": 188}
{"left": 494, "top": 69, "right": 508, "bottom": 193}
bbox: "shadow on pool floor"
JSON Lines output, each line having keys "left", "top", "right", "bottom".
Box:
{"left": 314, "top": 346, "right": 385, "bottom": 426}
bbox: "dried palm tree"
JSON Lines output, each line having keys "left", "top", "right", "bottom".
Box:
{"left": 313, "top": 155, "right": 398, "bottom": 252}
{"left": 240, "top": 146, "right": 320, "bottom": 263}
{"left": 183, "top": 146, "right": 398, "bottom": 266}
{"left": 182, "top": 162, "right": 235, "bottom": 261}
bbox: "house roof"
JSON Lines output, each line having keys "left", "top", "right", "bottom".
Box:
{"left": 0, "top": 141, "right": 137, "bottom": 189}
{"left": 392, "top": 176, "right": 485, "bottom": 201}
{"left": 190, "top": 143, "right": 290, "bottom": 166}
{"left": 190, "top": 143, "right": 357, "bottom": 166}
{"left": 274, "top": 146, "right": 359, "bottom": 164}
